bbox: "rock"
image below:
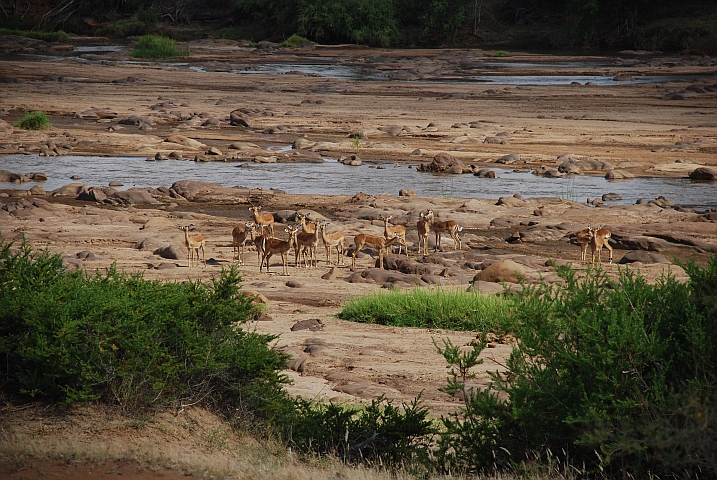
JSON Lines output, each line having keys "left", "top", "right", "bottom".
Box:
{"left": 321, "top": 267, "right": 337, "bottom": 280}
{"left": 154, "top": 245, "right": 183, "bottom": 260}
{"left": 495, "top": 153, "right": 520, "bottom": 164}
{"left": 605, "top": 170, "right": 635, "bottom": 180}
{"left": 170, "top": 180, "right": 222, "bottom": 201}
{"left": 206, "top": 146, "right": 223, "bottom": 155}
{"left": 474, "top": 168, "right": 498, "bottom": 178}
{"left": 112, "top": 188, "right": 160, "bottom": 205}
{"left": 476, "top": 260, "right": 526, "bottom": 284}
{"left": 398, "top": 188, "right": 416, "bottom": 197}
{"left": 0, "top": 170, "right": 27, "bottom": 183}
{"left": 165, "top": 135, "right": 206, "bottom": 149}
{"left": 496, "top": 196, "right": 525, "bottom": 207}
{"left": 290, "top": 318, "right": 325, "bottom": 331}
{"left": 602, "top": 193, "right": 622, "bottom": 201}
{"left": 29, "top": 185, "right": 46, "bottom": 195}
{"left": 688, "top": 167, "right": 717, "bottom": 181}
{"left": 229, "top": 109, "right": 251, "bottom": 127}
{"left": 420, "top": 152, "right": 464, "bottom": 173}
{"left": 618, "top": 251, "right": 671, "bottom": 264}
{"left": 51, "top": 183, "right": 84, "bottom": 197}
{"left": 285, "top": 280, "right": 303, "bottom": 288}
{"left": 340, "top": 155, "right": 362, "bottom": 166}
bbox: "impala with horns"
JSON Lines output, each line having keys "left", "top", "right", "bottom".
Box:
{"left": 247, "top": 190, "right": 275, "bottom": 236}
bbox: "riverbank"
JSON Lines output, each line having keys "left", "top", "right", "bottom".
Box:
{"left": 1, "top": 42, "right": 717, "bottom": 479}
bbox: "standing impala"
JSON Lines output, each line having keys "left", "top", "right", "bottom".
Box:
{"left": 416, "top": 211, "right": 431, "bottom": 255}
{"left": 297, "top": 212, "right": 317, "bottom": 234}
{"left": 425, "top": 210, "right": 462, "bottom": 251}
{"left": 231, "top": 221, "right": 254, "bottom": 265}
{"left": 178, "top": 224, "right": 206, "bottom": 268}
{"left": 248, "top": 192, "right": 274, "bottom": 237}
{"left": 351, "top": 232, "right": 402, "bottom": 269}
{"left": 589, "top": 226, "right": 613, "bottom": 265}
{"left": 261, "top": 226, "right": 300, "bottom": 275}
{"left": 318, "top": 221, "right": 345, "bottom": 265}
{"left": 380, "top": 214, "right": 407, "bottom": 256}
{"left": 575, "top": 226, "right": 593, "bottom": 263}
{"left": 294, "top": 219, "right": 321, "bottom": 268}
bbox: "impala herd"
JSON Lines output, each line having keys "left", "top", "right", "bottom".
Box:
{"left": 180, "top": 200, "right": 614, "bottom": 272}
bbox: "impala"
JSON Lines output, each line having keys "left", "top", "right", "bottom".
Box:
{"left": 248, "top": 191, "right": 275, "bottom": 236}
{"left": 318, "top": 221, "right": 345, "bottom": 265}
{"left": 231, "top": 221, "right": 254, "bottom": 265}
{"left": 426, "top": 210, "right": 462, "bottom": 251}
{"left": 178, "top": 224, "right": 206, "bottom": 268}
{"left": 297, "top": 212, "right": 317, "bottom": 234}
{"left": 351, "top": 232, "right": 402, "bottom": 269}
{"left": 575, "top": 226, "right": 593, "bottom": 263}
{"left": 416, "top": 211, "right": 431, "bottom": 255}
{"left": 590, "top": 226, "right": 613, "bottom": 265}
{"left": 261, "top": 226, "right": 300, "bottom": 275}
{"left": 381, "top": 214, "right": 407, "bottom": 255}
{"left": 294, "top": 219, "right": 321, "bottom": 268}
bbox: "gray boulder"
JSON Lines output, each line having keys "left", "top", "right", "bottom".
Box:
{"left": 618, "top": 251, "right": 671, "bottom": 264}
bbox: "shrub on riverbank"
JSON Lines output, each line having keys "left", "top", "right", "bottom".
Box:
{"left": 0, "top": 28, "right": 69, "bottom": 42}
{"left": 130, "top": 34, "right": 185, "bottom": 59}
{"left": 14, "top": 111, "right": 51, "bottom": 130}
{"left": 0, "top": 236, "right": 288, "bottom": 423}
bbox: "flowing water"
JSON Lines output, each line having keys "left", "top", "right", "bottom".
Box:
{"left": 2, "top": 154, "right": 715, "bottom": 210}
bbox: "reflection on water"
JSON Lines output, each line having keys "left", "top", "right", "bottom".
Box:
{"left": 1, "top": 154, "right": 715, "bottom": 210}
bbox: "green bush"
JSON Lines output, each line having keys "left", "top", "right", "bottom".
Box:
{"left": 277, "top": 395, "right": 434, "bottom": 470}
{"left": 0, "top": 236, "right": 290, "bottom": 423}
{"left": 434, "top": 262, "right": 717, "bottom": 478}
{"left": 14, "top": 111, "right": 51, "bottom": 130}
{"left": 338, "top": 288, "right": 515, "bottom": 333}
{"left": 280, "top": 34, "right": 313, "bottom": 48}
{"left": 0, "top": 29, "right": 69, "bottom": 42}
{"left": 130, "top": 35, "right": 185, "bottom": 59}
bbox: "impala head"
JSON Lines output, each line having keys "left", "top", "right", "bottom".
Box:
{"left": 178, "top": 224, "right": 195, "bottom": 233}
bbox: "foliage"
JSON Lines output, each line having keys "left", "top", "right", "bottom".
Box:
{"left": 277, "top": 395, "right": 434, "bottom": 470}
{"left": 279, "top": 34, "right": 313, "bottom": 48}
{"left": 130, "top": 34, "right": 185, "bottom": 59}
{"left": 433, "top": 261, "right": 717, "bottom": 478}
{"left": 14, "top": 111, "right": 51, "bottom": 130}
{"left": 0, "top": 29, "right": 69, "bottom": 42}
{"left": 338, "top": 288, "right": 515, "bottom": 333}
{"left": 0, "top": 236, "right": 291, "bottom": 425}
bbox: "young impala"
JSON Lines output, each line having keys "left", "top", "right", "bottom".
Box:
{"left": 178, "top": 224, "right": 206, "bottom": 268}
{"left": 318, "top": 221, "right": 345, "bottom": 265}
{"left": 261, "top": 225, "right": 300, "bottom": 275}
{"left": 248, "top": 191, "right": 275, "bottom": 237}
{"left": 381, "top": 214, "right": 407, "bottom": 255}
{"left": 426, "top": 210, "right": 462, "bottom": 251}
{"left": 416, "top": 211, "right": 431, "bottom": 255}
{"left": 231, "top": 221, "right": 254, "bottom": 265}
{"left": 575, "top": 226, "right": 593, "bottom": 263}
{"left": 351, "top": 232, "right": 402, "bottom": 269}
{"left": 589, "top": 226, "right": 613, "bottom": 265}
{"left": 294, "top": 219, "right": 321, "bottom": 267}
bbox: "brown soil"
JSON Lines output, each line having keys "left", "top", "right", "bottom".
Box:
{"left": 1, "top": 38, "right": 716, "bottom": 478}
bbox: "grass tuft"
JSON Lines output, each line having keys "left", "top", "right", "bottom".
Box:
{"left": 338, "top": 288, "right": 515, "bottom": 333}
{"left": 130, "top": 35, "right": 186, "bottom": 59}
{"left": 14, "top": 111, "right": 51, "bottom": 130}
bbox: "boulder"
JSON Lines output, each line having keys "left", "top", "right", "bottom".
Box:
{"left": 495, "top": 153, "right": 520, "bottom": 164}
{"left": 111, "top": 188, "right": 160, "bottom": 205}
{"left": 165, "top": 135, "right": 206, "bottom": 149}
{"left": 618, "top": 251, "right": 671, "bottom": 264}
{"left": 398, "top": 188, "right": 416, "bottom": 197}
{"left": 0, "top": 170, "right": 28, "bottom": 183}
{"left": 476, "top": 260, "right": 526, "bottom": 284}
{"left": 170, "top": 180, "right": 223, "bottom": 201}
{"left": 51, "top": 183, "right": 84, "bottom": 197}
{"left": 689, "top": 167, "right": 717, "bottom": 181}
{"left": 423, "top": 152, "right": 464, "bottom": 173}
{"left": 154, "top": 245, "right": 183, "bottom": 260}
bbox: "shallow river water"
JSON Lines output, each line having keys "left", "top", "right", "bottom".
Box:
{"left": 1, "top": 154, "right": 715, "bottom": 210}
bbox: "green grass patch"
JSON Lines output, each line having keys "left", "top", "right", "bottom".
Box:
{"left": 14, "top": 111, "right": 51, "bottom": 130}
{"left": 280, "top": 34, "right": 314, "bottom": 48}
{"left": 130, "top": 35, "right": 186, "bottom": 59}
{"left": 0, "top": 29, "right": 69, "bottom": 42}
{"left": 338, "top": 288, "right": 515, "bottom": 333}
